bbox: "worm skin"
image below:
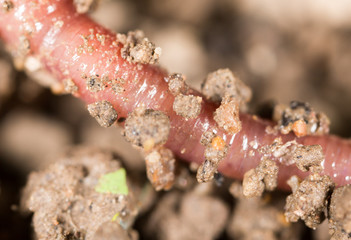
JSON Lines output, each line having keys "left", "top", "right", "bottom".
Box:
{"left": 1, "top": 0, "right": 351, "bottom": 190}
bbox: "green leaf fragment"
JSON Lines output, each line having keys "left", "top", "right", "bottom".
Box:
{"left": 95, "top": 168, "right": 129, "bottom": 195}
{"left": 111, "top": 212, "right": 119, "bottom": 222}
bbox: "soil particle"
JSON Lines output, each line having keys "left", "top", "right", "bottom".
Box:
{"left": 201, "top": 68, "right": 252, "bottom": 105}
{"left": 19, "top": 36, "right": 30, "bottom": 56}
{"left": 124, "top": 107, "right": 170, "bottom": 149}
{"left": 77, "top": 33, "right": 95, "bottom": 54}
{"left": 329, "top": 185, "right": 351, "bottom": 239}
{"left": 21, "top": 147, "right": 138, "bottom": 240}
{"left": 260, "top": 138, "right": 324, "bottom": 173}
{"left": 63, "top": 78, "right": 78, "bottom": 95}
{"left": 165, "top": 73, "right": 188, "bottom": 95}
{"left": 292, "top": 144, "right": 324, "bottom": 173}
{"left": 196, "top": 160, "right": 218, "bottom": 183}
{"left": 84, "top": 74, "right": 107, "bottom": 93}
{"left": 146, "top": 190, "right": 229, "bottom": 240}
{"left": 117, "top": 30, "right": 162, "bottom": 65}
{"left": 284, "top": 173, "right": 334, "bottom": 229}
{"left": 111, "top": 77, "right": 126, "bottom": 94}
{"left": 2, "top": 0, "right": 13, "bottom": 12}
{"left": 74, "top": 0, "right": 99, "bottom": 14}
{"left": 173, "top": 94, "right": 202, "bottom": 120}
{"left": 197, "top": 132, "right": 228, "bottom": 182}
{"left": 242, "top": 168, "right": 265, "bottom": 198}
{"left": 145, "top": 147, "right": 176, "bottom": 191}
{"left": 213, "top": 96, "right": 242, "bottom": 134}
{"left": 13, "top": 35, "right": 30, "bottom": 69}
{"left": 96, "top": 33, "right": 106, "bottom": 46}
{"left": 87, "top": 100, "right": 118, "bottom": 128}
{"left": 287, "top": 175, "right": 301, "bottom": 193}
{"left": 242, "top": 157, "right": 278, "bottom": 198}
{"left": 200, "top": 130, "right": 216, "bottom": 146}
{"left": 260, "top": 138, "right": 298, "bottom": 162}
{"left": 273, "top": 101, "right": 330, "bottom": 137}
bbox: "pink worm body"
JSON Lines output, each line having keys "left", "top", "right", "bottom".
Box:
{"left": 1, "top": 0, "right": 351, "bottom": 189}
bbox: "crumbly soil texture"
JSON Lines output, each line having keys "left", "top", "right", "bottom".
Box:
{"left": 3, "top": 0, "right": 351, "bottom": 240}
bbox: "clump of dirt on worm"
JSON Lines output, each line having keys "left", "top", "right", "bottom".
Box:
{"left": 123, "top": 106, "right": 170, "bottom": 150}
{"left": 197, "top": 131, "right": 228, "bottom": 183}
{"left": 87, "top": 100, "right": 118, "bottom": 128}
{"left": 144, "top": 147, "right": 176, "bottom": 191}
{"left": 284, "top": 173, "right": 334, "bottom": 229}
{"left": 173, "top": 94, "right": 202, "bottom": 120}
{"left": 242, "top": 156, "right": 278, "bottom": 198}
{"left": 2, "top": 0, "right": 14, "bottom": 13}
{"left": 117, "top": 30, "right": 162, "bottom": 65}
{"left": 20, "top": 147, "right": 138, "bottom": 240}
{"left": 272, "top": 101, "right": 330, "bottom": 137}
{"left": 213, "top": 95, "right": 242, "bottom": 134}
{"left": 201, "top": 68, "right": 252, "bottom": 106}
{"left": 165, "top": 73, "right": 188, "bottom": 96}
{"left": 259, "top": 137, "right": 324, "bottom": 173}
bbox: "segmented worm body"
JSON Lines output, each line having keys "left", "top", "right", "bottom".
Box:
{"left": 1, "top": 0, "right": 350, "bottom": 189}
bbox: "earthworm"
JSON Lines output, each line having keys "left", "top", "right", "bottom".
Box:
{"left": 1, "top": 0, "right": 350, "bottom": 190}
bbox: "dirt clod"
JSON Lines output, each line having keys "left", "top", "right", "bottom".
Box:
{"left": 196, "top": 160, "right": 218, "bottom": 183}
{"left": 111, "top": 78, "right": 125, "bottom": 94}
{"left": 20, "top": 36, "right": 30, "bottom": 53}
{"left": 87, "top": 100, "right": 118, "bottom": 128}
{"left": 117, "top": 30, "right": 161, "bottom": 65}
{"left": 285, "top": 173, "right": 334, "bottom": 229}
{"left": 197, "top": 132, "right": 228, "bottom": 182}
{"left": 292, "top": 144, "right": 324, "bottom": 173}
{"left": 273, "top": 101, "right": 330, "bottom": 137}
{"left": 63, "top": 78, "right": 78, "bottom": 95}
{"left": 2, "top": 0, "right": 13, "bottom": 12}
{"left": 145, "top": 147, "right": 176, "bottom": 191}
{"left": 124, "top": 107, "right": 170, "bottom": 149}
{"left": 242, "top": 157, "right": 278, "bottom": 198}
{"left": 201, "top": 68, "right": 252, "bottom": 105}
{"left": 173, "top": 94, "right": 202, "bottom": 120}
{"left": 84, "top": 74, "right": 106, "bottom": 92}
{"left": 329, "top": 185, "right": 351, "bottom": 239}
{"left": 213, "top": 96, "right": 242, "bottom": 134}
{"left": 260, "top": 138, "right": 325, "bottom": 173}
{"left": 165, "top": 73, "right": 188, "bottom": 95}
{"left": 21, "top": 147, "right": 138, "bottom": 240}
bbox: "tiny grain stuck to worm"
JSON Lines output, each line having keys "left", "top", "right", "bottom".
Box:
{"left": 1, "top": 0, "right": 351, "bottom": 190}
